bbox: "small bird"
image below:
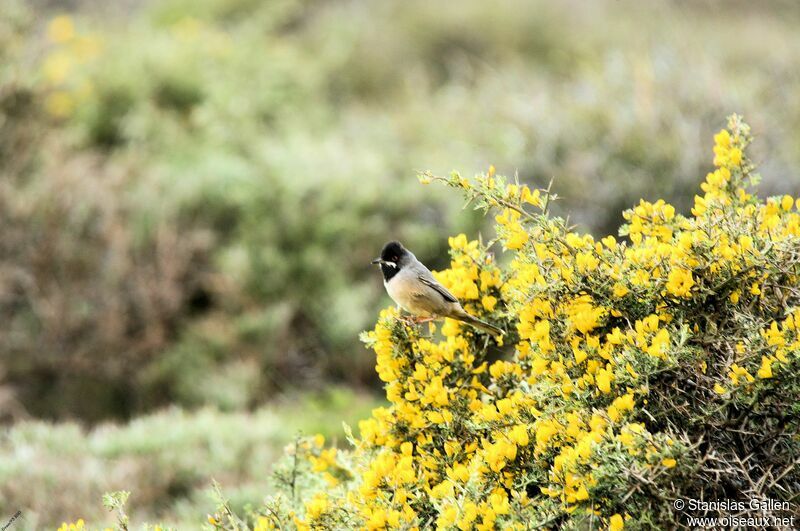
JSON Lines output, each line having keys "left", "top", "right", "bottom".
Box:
{"left": 372, "top": 241, "right": 504, "bottom": 337}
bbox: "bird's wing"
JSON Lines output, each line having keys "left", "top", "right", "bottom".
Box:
{"left": 417, "top": 273, "right": 458, "bottom": 303}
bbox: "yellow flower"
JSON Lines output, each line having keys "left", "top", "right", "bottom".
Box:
{"left": 609, "top": 513, "right": 625, "bottom": 531}
{"left": 728, "top": 364, "right": 754, "bottom": 385}
{"left": 714, "top": 128, "right": 731, "bottom": 148}
{"left": 661, "top": 458, "right": 677, "bottom": 468}
{"left": 449, "top": 233, "right": 468, "bottom": 249}
{"left": 608, "top": 393, "right": 635, "bottom": 423}
{"left": 483, "top": 438, "right": 517, "bottom": 472}
{"left": 508, "top": 424, "right": 530, "bottom": 446}
{"left": 42, "top": 51, "right": 73, "bottom": 85}
{"left": 757, "top": 356, "right": 773, "bottom": 379}
{"left": 305, "top": 493, "right": 329, "bottom": 520}
{"left": 44, "top": 91, "right": 75, "bottom": 118}
{"left": 595, "top": 368, "right": 612, "bottom": 394}
{"left": 612, "top": 283, "right": 630, "bottom": 297}
{"left": 458, "top": 502, "right": 479, "bottom": 529}
{"left": 448, "top": 462, "right": 470, "bottom": 483}
{"left": 436, "top": 505, "right": 458, "bottom": 528}
{"left": 728, "top": 147, "right": 743, "bottom": 166}
{"left": 482, "top": 295, "right": 498, "bottom": 312}
{"left": 665, "top": 267, "right": 695, "bottom": 298}
{"left": 505, "top": 227, "right": 529, "bottom": 250}
{"left": 309, "top": 447, "right": 337, "bottom": 472}
{"left": 57, "top": 520, "right": 86, "bottom": 531}
{"left": 576, "top": 252, "right": 600, "bottom": 272}
{"left": 71, "top": 34, "right": 103, "bottom": 61}
{"left": 48, "top": 15, "right": 75, "bottom": 43}
{"left": 521, "top": 186, "right": 542, "bottom": 207}
{"left": 565, "top": 295, "right": 605, "bottom": 335}
{"left": 364, "top": 507, "right": 388, "bottom": 530}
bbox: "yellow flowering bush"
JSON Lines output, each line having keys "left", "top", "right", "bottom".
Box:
{"left": 208, "top": 116, "right": 800, "bottom": 529}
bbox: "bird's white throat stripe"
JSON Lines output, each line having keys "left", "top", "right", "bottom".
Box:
{"left": 385, "top": 261, "right": 397, "bottom": 268}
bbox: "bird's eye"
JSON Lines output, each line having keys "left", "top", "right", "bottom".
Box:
{"left": 392, "top": 256, "right": 398, "bottom": 262}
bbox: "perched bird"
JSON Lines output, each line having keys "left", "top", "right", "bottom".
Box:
{"left": 372, "top": 241, "right": 504, "bottom": 337}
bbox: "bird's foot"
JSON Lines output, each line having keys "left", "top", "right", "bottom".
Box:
{"left": 398, "top": 315, "right": 418, "bottom": 326}
{"left": 398, "top": 315, "right": 436, "bottom": 326}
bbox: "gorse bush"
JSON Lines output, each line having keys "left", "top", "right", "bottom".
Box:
{"left": 202, "top": 117, "right": 799, "bottom": 530}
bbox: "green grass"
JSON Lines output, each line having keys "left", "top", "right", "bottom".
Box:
{"left": 0, "top": 388, "right": 383, "bottom": 529}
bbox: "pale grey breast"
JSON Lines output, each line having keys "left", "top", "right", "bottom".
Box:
{"left": 385, "top": 269, "right": 451, "bottom": 317}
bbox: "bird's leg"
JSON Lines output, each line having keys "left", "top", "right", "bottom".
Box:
{"left": 395, "top": 305, "right": 415, "bottom": 326}
{"left": 398, "top": 314, "right": 418, "bottom": 326}
{"left": 398, "top": 314, "right": 435, "bottom": 326}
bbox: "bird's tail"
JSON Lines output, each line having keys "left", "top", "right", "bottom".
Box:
{"left": 451, "top": 310, "right": 504, "bottom": 338}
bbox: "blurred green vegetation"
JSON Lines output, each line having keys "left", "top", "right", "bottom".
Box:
{"left": 0, "top": 387, "right": 382, "bottom": 528}
{"left": 1, "top": 0, "right": 800, "bottom": 425}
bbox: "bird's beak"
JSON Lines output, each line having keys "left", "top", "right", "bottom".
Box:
{"left": 371, "top": 258, "right": 397, "bottom": 268}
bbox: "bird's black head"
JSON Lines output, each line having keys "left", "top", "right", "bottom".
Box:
{"left": 380, "top": 241, "right": 406, "bottom": 263}
{"left": 372, "top": 240, "right": 409, "bottom": 281}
